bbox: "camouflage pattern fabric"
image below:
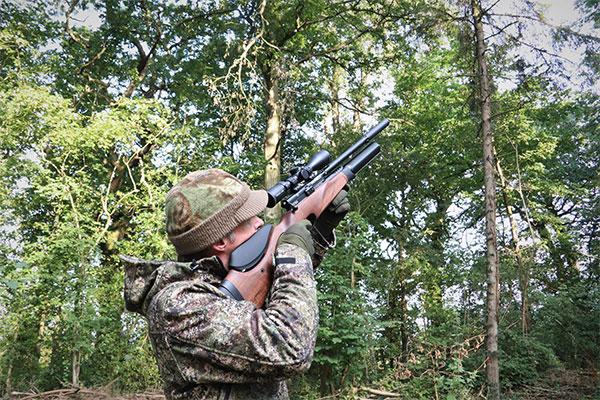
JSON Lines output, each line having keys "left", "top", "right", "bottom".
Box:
{"left": 165, "top": 170, "right": 244, "bottom": 237}
{"left": 122, "top": 243, "right": 318, "bottom": 400}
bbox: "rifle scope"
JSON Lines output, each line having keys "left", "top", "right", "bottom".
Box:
{"left": 266, "top": 150, "right": 330, "bottom": 207}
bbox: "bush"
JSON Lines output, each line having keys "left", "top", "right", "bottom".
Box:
{"left": 499, "top": 329, "right": 559, "bottom": 389}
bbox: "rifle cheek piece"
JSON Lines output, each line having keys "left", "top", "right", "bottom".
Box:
{"left": 228, "top": 224, "right": 273, "bottom": 272}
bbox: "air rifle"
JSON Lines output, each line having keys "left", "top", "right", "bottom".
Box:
{"left": 218, "top": 119, "right": 389, "bottom": 307}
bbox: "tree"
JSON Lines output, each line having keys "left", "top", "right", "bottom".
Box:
{"left": 470, "top": 1, "right": 500, "bottom": 397}
{"left": 205, "top": 0, "right": 402, "bottom": 221}
{"left": 0, "top": 82, "right": 182, "bottom": 390}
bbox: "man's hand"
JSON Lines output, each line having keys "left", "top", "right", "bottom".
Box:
{"left": 314, "top": 189, "right": 350, "bottom": 241}
{"left": 277, "top": 220, "right": 315, "bottom": 257}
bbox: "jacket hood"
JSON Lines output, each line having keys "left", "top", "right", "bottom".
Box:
{"left": 121, "top": 255, "right": 227, "bottom": 316}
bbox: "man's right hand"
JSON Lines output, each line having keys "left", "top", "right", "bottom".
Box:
{"left": 314, "top": 189, "right": 350, "bottom": 241}
{"left": 277, "top": 220, "right": 315, "bottom": 258}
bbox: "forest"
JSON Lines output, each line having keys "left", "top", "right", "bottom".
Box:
{"left": 0, "top": 0, "right": 598, "bottom": 399}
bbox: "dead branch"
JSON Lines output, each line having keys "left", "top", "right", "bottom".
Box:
{"left": 77, "top": 42, "right": 108, "bottom": 75}
{"left": 65, "top": 0, "right": 87, "bottom": 49}
{"left": 356, "top": 386, "right": 402, "bottom": 397}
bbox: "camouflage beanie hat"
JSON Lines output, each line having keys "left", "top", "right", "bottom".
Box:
{"left": 165, "top": 169, "right": 268, "bottom": 255}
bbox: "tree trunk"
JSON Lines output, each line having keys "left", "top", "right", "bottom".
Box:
{"left": 4, "top": 327, "right": 19, "bottom": 397}
{"left": 353, "top": 68, "right": 367, "bottom": 130}
{"left": 263, "top": 65, "right": 282, "bottom": 222}
{"left": 495, "top": 154, "right": 530, "bottom": 334}
{"left": 472, "top": 1, "right": 500, "bottom": 398}
{"left": 319, "top": 363, "right": 331, "bottom": 397}
{"left": 400, "top": 279, "right": 409, "bottom": 360}
{"left": 72, "top": 349, "right": 81, "bottom": 387}
{"left": 329, "top": 67, "right": 341, "bottom": 136}
{"left": 66, "top": 186, "right": 85, "bottom": 388}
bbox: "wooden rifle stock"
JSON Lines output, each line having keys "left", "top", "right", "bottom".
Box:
{"left": 220, "top": 172, "right": 349, "bottom": 308}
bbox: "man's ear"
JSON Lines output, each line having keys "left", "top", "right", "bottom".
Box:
{"left": 209, "top": 238, "right": 227, "bottom": 254}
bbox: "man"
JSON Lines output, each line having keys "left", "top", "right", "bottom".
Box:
{"left": 123, "top": 168, "right": 348, "bottom": 399}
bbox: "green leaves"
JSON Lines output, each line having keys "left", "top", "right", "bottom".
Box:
{"left": 0, "top": 262, "right": 25, "bottom": 293}
{"left": 0, "top": 81, "right": 178, "bottom": 391}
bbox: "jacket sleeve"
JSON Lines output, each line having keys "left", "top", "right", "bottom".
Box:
{"left": 147, "top": 243, "right": 318, "bottom": 385}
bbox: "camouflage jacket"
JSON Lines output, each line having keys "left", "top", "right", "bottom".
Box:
{"left": 122, "top": 244, "right": 318, "bottom": 400}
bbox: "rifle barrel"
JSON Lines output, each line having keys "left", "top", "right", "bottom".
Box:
{"left": 322, "top": 119, "right": 389, "bottom": 176}
{"left": 341, "top": 142, "right": 381, "bottom": 180}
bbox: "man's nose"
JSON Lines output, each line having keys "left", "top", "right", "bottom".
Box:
{"left": 254, "top": 216, "right": 264, "bottom": 230}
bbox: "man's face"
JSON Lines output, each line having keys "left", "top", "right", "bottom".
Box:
{"left": 228, "top": 215, "right": 264, "bottom": 251}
